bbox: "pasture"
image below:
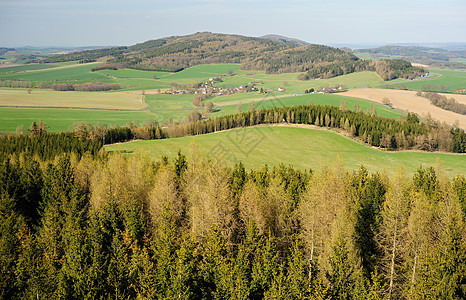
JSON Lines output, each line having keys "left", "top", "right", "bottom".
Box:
{"left": 0, "top": 107, "right": 154, "bottom": 132}
{"left": 160, "top": 64, "right": 241, "bottom": 83}
{"left": 208, "top": 93, "right": 403, "bottom": 120}
{"left": 0, "top": 90, "right": 402, "bottom": 133}
{"left": 0, "top": 62, "right": 172, "bottom": 90}
{"left": 385, "top": 68, "right": 466, "bottom": 93}
{"left": 0, "top": 63, "right": 408, "bottom": 132}
{"left": 0, "top": 63, "right": 108, "bottom": 82}
{"left": 0, "top": 61, "right": 76, "bottom": 73}
{"left": 105, "top": 126, "right": 466, "bottom": 177}
{"left": 217, "top": 70, "right": 394, "bottom": 94}
{"left": 0, "top": 63, "right": 400, "bottom": 94}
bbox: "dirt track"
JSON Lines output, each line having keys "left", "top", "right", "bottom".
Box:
{"left": 341, "top": 88, "right": 466, "bottom": 129}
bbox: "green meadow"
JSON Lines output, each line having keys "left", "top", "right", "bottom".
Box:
{"left": 1, "top": 62, "right": 399, "bottom": 93}
{"left": 105, "top": 126, "right": 466, "bottom": 177}
{"left": 217, "top": 70, "right": 394, "bottom": 94}
{"left": 0, "top": 107, "right": 154, "bottom": 132}
{"left": 384, "top": 68, "right": 466, "bottom": 92}
{"left": 0, "top": 62, "right": 411, "bottom": 133}
{"left": 0, "top": 91, "right": 401, "bottom": 133}
{"left": 0, "top": 63, "right": 172, "bottom": 90}
{"left": 161, "top": 64, "right": 241, "bottom": 83}
{"left": 0, "top": 63, "right": 107, "bottom": 82}
{"left": 0, "top": 61, "right": 76, "bottom": 73}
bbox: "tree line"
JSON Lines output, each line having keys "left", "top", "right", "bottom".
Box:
{"left": 2, "top": 120, "right": 169, "bottom": 157}
{"left": 0, "top": 79, "right": 121, "bottom": 91}
{"left": 417, "top": 91, "right": 466, "bottom": 115}
{"left": 50, "top": 82, "right": 121, "bottom": 92}
{"left": 0, "top": 147, "right": 465, "bottom": 299}
{"left": 7, "top": 102, "right": 466, "bottom": 154}
{"left": 298, "top": 59, "right": 425, "bottom": 81}
{"left": 161, "top": 104, "right": 465, "bottom": 153}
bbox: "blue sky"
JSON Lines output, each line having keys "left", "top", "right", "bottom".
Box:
{"left": 0, "top": 0, "right": 465, "bottom": 47}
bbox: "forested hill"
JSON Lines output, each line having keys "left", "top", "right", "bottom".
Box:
{"left": 260, "top": 34, "right": 309, "bottom": 46}
{"left": 354, "top": 45, "right": 466, "bottom": 69}
{"left": 37, "top": 32, "right": 424, "bottom": 79}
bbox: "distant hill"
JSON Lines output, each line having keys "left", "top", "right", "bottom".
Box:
{"left": 38, "top": 32, "right": 424, "bottom": 80}
{"left": 353, "top": 45, "right": 466, "bottom": 69}
{"left": 260, "top": 34, "right": 309, "bottom": 46}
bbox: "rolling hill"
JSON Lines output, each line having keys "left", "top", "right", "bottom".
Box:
{"left": 105, "top": 125, "right": 466, "bottom": 177}
{"left": 37, "top": 32, "right": 424, "bottom": 80}
{"left": 260, "top": 34, "right": 309, "bottom": 46}
{"left": 353, "top": 45, "right": 466, "bottom": 69}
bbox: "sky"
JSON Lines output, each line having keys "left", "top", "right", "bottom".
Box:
{"left": 0, "top": 0, "right": 465, "bottom": 47}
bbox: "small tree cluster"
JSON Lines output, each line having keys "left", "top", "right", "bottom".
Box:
{"left": 51, "top": 82, "right": 121, "bottom": 92}
{"left": 418, "top": 91, "right": 466, "bottom": 115}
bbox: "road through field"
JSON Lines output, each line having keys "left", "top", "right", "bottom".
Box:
{"left": 341, "top": 88, "right": 466, "bottom": 128}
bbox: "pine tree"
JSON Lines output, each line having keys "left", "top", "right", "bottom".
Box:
{"left": 352, "top": 168, "right": 386, "bottom": 278}
{"left": 184, "top": 157, "right": 235, "bottom": 242}
{"left": 250, "top": 234, "right": 279, "bottom": 299}
{"left": 378, "top": 169, "right": 410, "bottom": 300}
{"left": 285, "top": 239, "right": 310, "bottom": 299}
{"left": 0, "top": 195, "right": 25, "bottom": 298}
{"left": 300, "top": 162, "right": 352, "bottom": 284}
{"left": 325, "top": 239, "right": 357, "bottom": 299}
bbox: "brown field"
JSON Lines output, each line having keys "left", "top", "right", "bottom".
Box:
{"left": 0, "top": 89, "right": 147, "bottom": 110}
{"left": 341, "top": 88, "right": 466, "bottom": 128}
{"left": 411, "top": 62, "right": 430, "bottom": 68}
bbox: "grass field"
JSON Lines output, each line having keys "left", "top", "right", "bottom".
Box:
{"left": 0, "top": 91, "right": 402, "bottom": 133}
{"left": 0, "top": 88, "right": 146, "bottom": 110}
{"left": 95, "top": 69, "right": 172, "bottom": 80}
{"left": 161, "top": 64, "right": 241, "bottom": 83}
{"left": 1, "top": 63, "right": 400, "bottom": 94}
{"left": 0, "top": 61, "right": 76, "bottom": 73}
{"left": 0, "top": 63, "right": 108, "bottom": 82}
{"left": 217, "top": 70, "right": 395, "bottom": 94}
{"left": 384, "top": 68, "right": 466, "bottom": 93}
{"left": 0, "top": 107, "right": 154, "bottom": 132}
{"left": 105, "top": 126, "right": 466, "bottom": 177}
{"left": 209, "top": 93, "right": 403, "bottom": 119}
{"left": 0, "top": 63, "right": 406, "bottom": 132}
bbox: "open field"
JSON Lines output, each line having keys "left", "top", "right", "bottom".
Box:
{"left": 0, "top": 91, "right": 402, "bottom": 133}
{"left": 0, "top": 63, "right": 173, "bottom": 90}
{"left": 0, "top": 61, "right": 76, "bottom": 73}
{"left": 160, "top": 64, "right": 241, "bottom": 83}
{"left": 0, "top": 107, "right": 154, "bottom": 132}
{"left": 0, "top": 63, "right": 407, "bottom": 132}
{"left": 105, "top": 126, "right": 466, "bottom": 177}
{"left": 341, "top": 88, "right": 466, "bottom": 128}
{"left": 217, "top": 70, "right": 396, "bottom": 94}
{"left": 144, "top": 92, "right": 402, "bottom": 122}
{"left": 0, "top": 89, "right": 146, "bottom": 110}
{"left": 95, "top": 69, "right": 173, "bottom": 80}
{"left": 0, "top": 63, "right": 402, "bottom": 93}
{"left": 0, "top": 63, "right": 108, "bottom": 82}
{"left": 384, "top": 68, "right": 466, "bottom": 93}
{"left": 209, "top": 93, "right": 402, "bottom": 120}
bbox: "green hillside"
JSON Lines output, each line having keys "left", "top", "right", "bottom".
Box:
{"left": 353, "top": 45, "right": 466, "bottom": 69}
{"left": 105, "top": 126, "right": 466, "bottom": 176}
{"left": 35, "top": 32, "right": 422, "bottom": 80}
{"left": 396, "top": 68, "right": 466, "bottom": 93}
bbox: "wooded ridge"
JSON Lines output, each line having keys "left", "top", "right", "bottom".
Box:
{"left": 36, "top": 32, "right": 425, "bottom": 80}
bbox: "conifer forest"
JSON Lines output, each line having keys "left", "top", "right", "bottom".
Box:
{"left": 1, "top": 130, "right": 465, "bottom": 299}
